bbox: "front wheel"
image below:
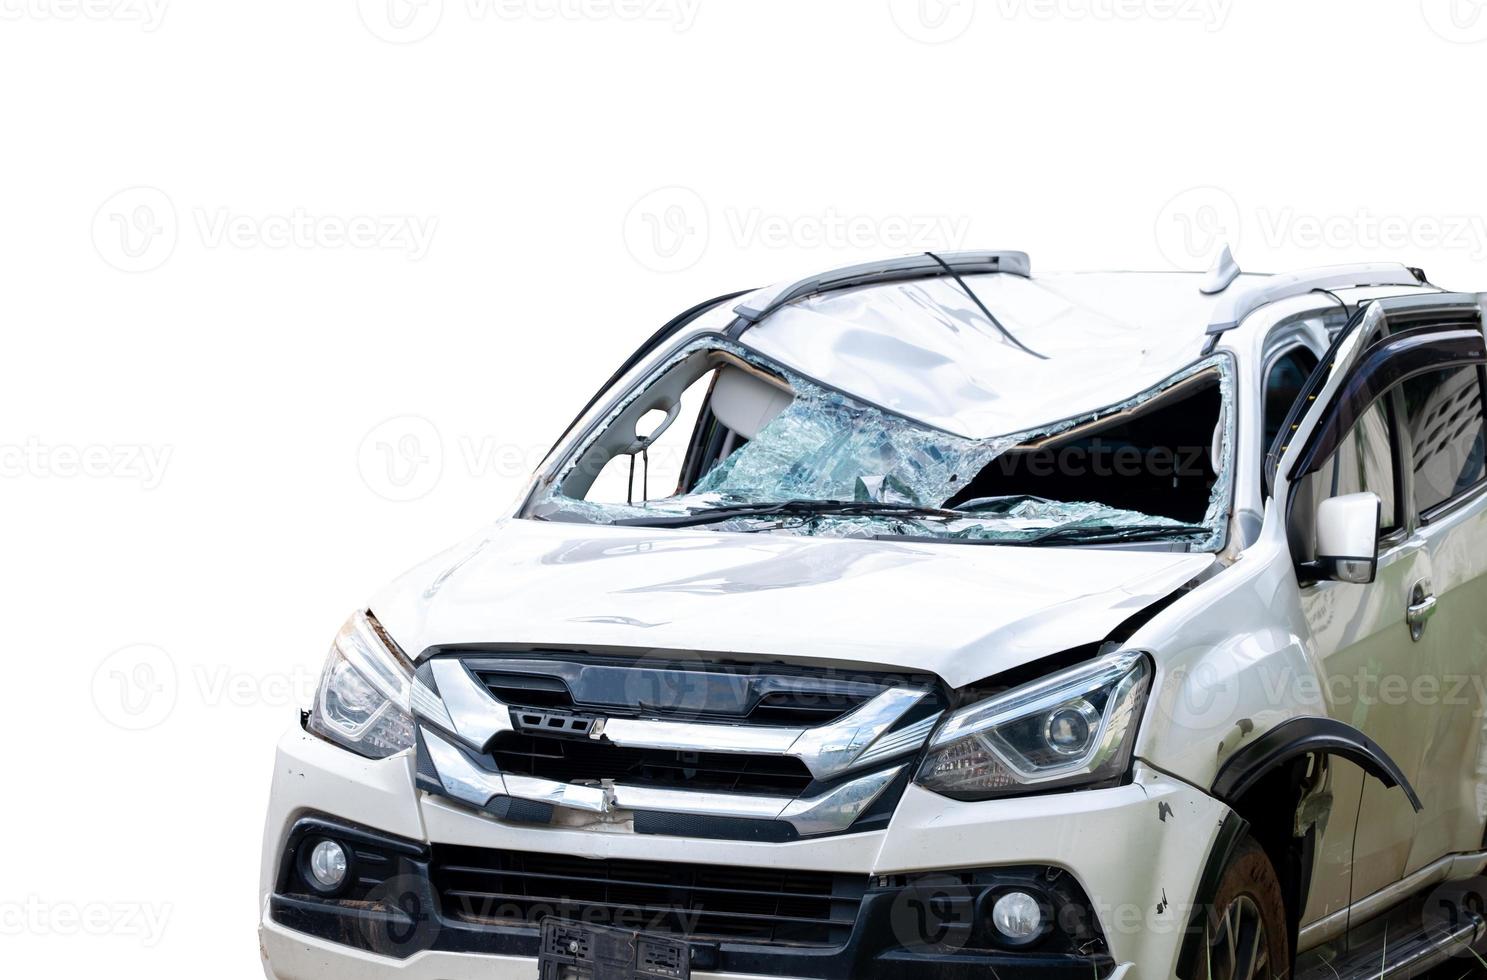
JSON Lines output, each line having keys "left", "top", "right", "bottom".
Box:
{"left": 1199, "top": 835, "right": 1290, "bottom": 980}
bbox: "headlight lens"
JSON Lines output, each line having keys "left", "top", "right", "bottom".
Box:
{"left": 306, "top": 611, "right": 416, "bottom": 759}
{"left": 916, "top": 650, "right": 1151, "bottom": 799}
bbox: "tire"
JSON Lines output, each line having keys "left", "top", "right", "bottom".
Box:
{"left": 1196, "top": 835, "right": 1290, "bottom": 980}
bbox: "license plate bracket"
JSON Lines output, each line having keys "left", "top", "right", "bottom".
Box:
{"left": 538, "top": 919, "right": 691, "bottom": 980}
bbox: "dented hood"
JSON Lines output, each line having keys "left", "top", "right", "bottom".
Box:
{"left": 372, "top": 518, "right": 1213, "bottom": 689}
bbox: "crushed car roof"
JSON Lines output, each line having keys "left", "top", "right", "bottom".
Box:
{"left": 723, "top": 263, "right": 1433, "bottom": 440}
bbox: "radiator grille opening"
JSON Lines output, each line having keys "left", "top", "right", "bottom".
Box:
{"left": 749, "top": 690, "right": 870, "bottom": 725}
{"left": 487, "top": 732, "right": 815, "bottom": 796}
{"left": 431, "top": 846, "right": 866, "bottom": 948}
{"left": 469, "top": 664, "right": 878, "bottom": 728}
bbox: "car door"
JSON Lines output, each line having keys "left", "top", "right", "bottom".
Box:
{"left": 1394, "top": 359, "right": 1487, "bottom": 871}
{"left": 1271, "top": 294, "right": 1487, "bottom": 903}
{"left": 1290, "top": 385, "right": 1426, "bottom": 900}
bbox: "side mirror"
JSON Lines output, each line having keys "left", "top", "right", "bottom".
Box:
{"left": 1311, "top": 492, "right": 1383, "bottom": 584}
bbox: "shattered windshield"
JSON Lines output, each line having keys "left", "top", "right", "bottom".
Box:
{"left": 528, "top": 339, "right": 1234, "bottom": 550}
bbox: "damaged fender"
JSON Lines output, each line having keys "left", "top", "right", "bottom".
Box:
{"left": 1211, "top": 715, "right": 1423, "bottom": 812}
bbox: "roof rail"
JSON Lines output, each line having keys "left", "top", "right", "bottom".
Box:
{"left": 1205, "top": 263, "right": 1427, "bottom": 338}
{"left": 732, "top": 250, "right": 1031, "bottom": 326}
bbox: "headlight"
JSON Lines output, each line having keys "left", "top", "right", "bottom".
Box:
{"left": 306, "top": 611, "right": 416, "bottom": 759}
{"left": 916, "top": 650, "right": 1151, "bottom": 799}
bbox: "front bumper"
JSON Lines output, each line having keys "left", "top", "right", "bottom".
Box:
{"left": 260, "top": 725, "right": 1228, "bottom": 980}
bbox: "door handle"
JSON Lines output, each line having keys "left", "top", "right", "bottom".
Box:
{"left": 1407, "top": 581, "right": 1438, "bottom": 642}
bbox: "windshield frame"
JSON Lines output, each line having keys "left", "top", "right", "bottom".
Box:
{"left": 520, "top": 332, "right": 1238, "bottom": 553}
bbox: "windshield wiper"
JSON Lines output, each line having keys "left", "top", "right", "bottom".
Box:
{"left": 1014, "top": 523, "right": 1211, "bottom": 546}
{"left": 612, "top": 499, "right": 964, "bottom": 529}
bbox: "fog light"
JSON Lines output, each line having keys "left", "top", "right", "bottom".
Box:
{"left": 308, "top": 840, "right": 348, "bottom": 891}
{"left": 991, "top": 890, "right": 1043, "bottom": 945}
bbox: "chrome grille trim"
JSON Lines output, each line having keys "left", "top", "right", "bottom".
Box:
{"left": 424, "top": 728, "right": 504, "bottom": 808}
{"left": 410, "top": 677, "right": 454, "bottom": 732}
{"left": 429, "top": 658, "right": 514, "bottom": 748}
{"left": 597, "top": 717, "right": 801, "bottom": 756}
{"left": 419, "top": 663, "right": 930, "bottom": 778}
{"left": 785, "top": 687, "right": 927, "bottom": 778}
{"left": 851, "top": 712, "right": 942, "bottom": 770}
{"left": 421, "top": 726, "right": 902, "bottom": 835}
{"left": 413, "top": 657, "right": 941, "bottom": 838}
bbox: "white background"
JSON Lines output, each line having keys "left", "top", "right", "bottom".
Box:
{"left": 2, "top": 1, "right": 1484, "bottom": 976}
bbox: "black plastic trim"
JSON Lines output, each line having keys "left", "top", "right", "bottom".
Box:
{"left": 1290, "top": 327, "right": 1486, "bottom": 482}
{"left": 1211, "top": 716, "right": 1423, "bottom": 812}
{"left": 271, "top": 817, "right": 1116, "bottom": 978}
{"left": 1271, "top": 295, "right": 1484, "bottom": 492}
{"left": 1174, "top": 810, "right": 1249, "bottom": 979}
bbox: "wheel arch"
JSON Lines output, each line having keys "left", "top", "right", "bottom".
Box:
{"left": 1211, "top": 716, "right": 1422, "bottom": 813}
{"left": 1176, "top": 718, "right": 1423, "bottom": 977}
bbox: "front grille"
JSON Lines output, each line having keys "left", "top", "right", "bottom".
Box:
{"left": 488, "top": 732, "right": 815, "bottom": 796}
{"left": 467, "top": 658, "right": 881, "bottom": 728}
{"left": 749, "top": 690, "right": 870, "bottom": 726}
{"left": 431, "top": 846, "right": 866, "bottom": 948}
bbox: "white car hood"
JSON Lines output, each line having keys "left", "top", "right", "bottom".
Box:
{"left": 372, "top": 518, "right": 1214, "bottom": 689}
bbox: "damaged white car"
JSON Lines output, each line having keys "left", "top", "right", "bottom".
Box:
{"left": 260, "top": 251, "right": 1487, "bottom": 979}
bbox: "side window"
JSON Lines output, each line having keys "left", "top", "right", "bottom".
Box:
{"left": 1262, "top": 347, "right": 1320, "bottom": 478}
{"left": 1293, "top": 397, "right": 1401, "bottom": 561}
{"left": 1401, "top": 365, "right": 1487, "bottom": 517}
{"left": 1317, "top": 399, "right": 1401, "bottom": 536}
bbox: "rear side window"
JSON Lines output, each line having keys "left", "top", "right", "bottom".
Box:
{"left": 1402, "top": 365, "right": 1487, "bottom": 516}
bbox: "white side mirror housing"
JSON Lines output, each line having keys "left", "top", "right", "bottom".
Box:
{"left": 1313, "top": 492, "right": 1383, "bottom": 584}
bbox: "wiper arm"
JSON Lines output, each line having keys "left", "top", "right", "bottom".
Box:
{"left": 612, "top": 499, "right": 962, "bottom": 529}
{"left": 1015, "top": 523, "right": 1211, "bottom": 546}
{"left": 951, "top": 494, "right": 1052, "bottom": 513}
